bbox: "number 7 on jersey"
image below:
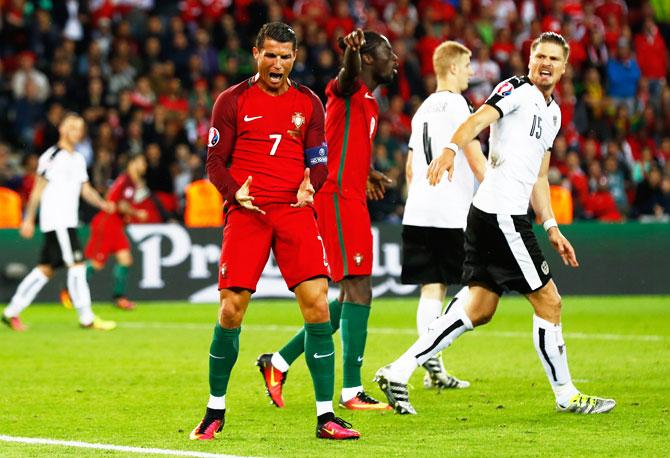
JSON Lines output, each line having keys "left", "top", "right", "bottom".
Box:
{"left": 269, "top": 134, "right": 282, "bottom": 156}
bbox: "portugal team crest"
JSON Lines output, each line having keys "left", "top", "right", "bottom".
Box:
{"left": 292, "top": 112, "right": 305, "bottom": 129}
{"left": 353, "top": 252, "right": 364, "bottom": 267}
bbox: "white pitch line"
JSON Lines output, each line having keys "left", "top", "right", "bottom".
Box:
{"left": 0, "top": 435, "right": 252, "bottom": 458}
{"left": 121, "top": 322, "right": 666, "bottom": 342}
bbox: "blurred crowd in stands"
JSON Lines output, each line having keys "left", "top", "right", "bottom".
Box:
{"left": 1, "top": 0, "right": 670, "bottom": 228}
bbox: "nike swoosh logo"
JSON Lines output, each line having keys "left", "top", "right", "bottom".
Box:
{"left": 244, "top": 115, "right": 263, "bottom": 122}
{"left": 324, "top": 428, "right": 336, "bottom": 436}
{"left": 209, "top": 353, "right": 225, "bottom": 359}
{"left": 357, "top": 356, "right": 363, "bottom": 363}
{"left": 364, "top": 93, "right": 376, "bottom": 100}
{"left": 270, "top": 368, "right": 279, "bottom": 387}
{"left": 313, "top": 351, "right": 334, "bottom": 359}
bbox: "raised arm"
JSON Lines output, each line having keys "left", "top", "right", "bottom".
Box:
{"left": 336, "top": 29, "right": 365, "bottom": 96}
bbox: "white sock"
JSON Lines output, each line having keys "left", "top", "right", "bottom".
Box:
{"left": 389, "top": 297, "right": 473, "bottom": 384}
{"left": 207, "top": 394, "right": 225, "bottom": 410}
{"left": 271, "top": 352, "right": 290, "bottom": 372}
{"left": 445, "top": 286, "right": 470, "bottom": 313}
{"left": 341, "top": 385, "right": 362, "bottom": 402}
{"left": 316, "top": 400, "right": 333, "bottom": 416}
{"left": 67, "top": 265, "right": 95, "bottom": 326}
{"left": 416, "top": 297, "right": 442, "bottom": 336}
{"left": 532, "top": 314, "right": 578, "bottom": 406}
{"left": 4, "top": 267, "right": 49, "bottom": 318}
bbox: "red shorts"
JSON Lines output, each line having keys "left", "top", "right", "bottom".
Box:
{"left": 218, "top": 204, "right": 331, "bottom": 292}
{"left": 84, "top": 213, "right": 130, "bottom": 265}
{"left": 313, "top": 192, "right": 372, "bottom": 283}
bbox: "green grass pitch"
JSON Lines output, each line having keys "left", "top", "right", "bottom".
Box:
{"left": 1, "top": 296, "right": 669, "bottom": 457}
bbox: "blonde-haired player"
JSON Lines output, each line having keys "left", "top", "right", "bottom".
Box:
{"left": 377, "top": 41, "right": 482, "bottom": 413}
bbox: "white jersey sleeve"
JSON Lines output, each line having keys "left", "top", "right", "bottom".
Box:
{"left": 37, "top": 146, "right": 58, "bottom": 178}
{"left": 484, "top": 76, "right": 528, "bottom": 118}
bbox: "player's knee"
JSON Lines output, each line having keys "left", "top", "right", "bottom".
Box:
{"left": 547, "top": 295, "right": 562, "bottom": 314}
{"left": 37, "top": 265, "right": 54, "bottom": 278}
{"left": 470, "top": 307, "right": 495, "bottom": 326}
{"left": 344, "top": 277, "right": 372, "bottom": 305}
{"left": 218, "top": 304, "right": 243, "bottom": 328}
{"left": 218, "top": 294, "right": 246, "bottom": 327}
{"left": 542, "top": 287, "right": 562, "bottom": 313}
{"left": 309, "top": 302, "right": 330, "bottom": 323}
{"left": 303, "top": 292, "right": 330, "bottom": 322}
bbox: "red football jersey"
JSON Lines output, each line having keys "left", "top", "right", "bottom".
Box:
{"left": 98, "top": 173, "right": 138, "bottom": 226}
{"left": 206, "top": 77, "right": 326, "bottom": 206}
{"left": 321, "top": 79, "right": 379, "bottom": 201}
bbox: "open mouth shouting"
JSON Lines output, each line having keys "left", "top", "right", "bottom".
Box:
{"left": 268, "top": 72, "right": 284, "bottom": 84}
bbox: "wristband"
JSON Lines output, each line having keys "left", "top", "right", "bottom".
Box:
{"left": 445, "top": 142, "right": 459, "bottom": 154}
{"left": 543, "top": 218, "right": 558, "bottom": 231}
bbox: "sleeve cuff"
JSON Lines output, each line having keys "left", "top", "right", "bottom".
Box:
{"left": 485, "top": 100, "right": 504, "bottom": 118}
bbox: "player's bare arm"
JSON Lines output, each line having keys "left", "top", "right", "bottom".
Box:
{"left": 337, "top": 29, "right": 365, "bottom": 96}
{"left": 235, "top": 176, "right": 266, "bottom": 214}
{"left": 19, "top": 175, "right": 47, "bottom": 239}
{"left": 367, "top": 168, "right": 392, "bottom": 201}
{"left": 405, "top": 149, "right": 414, "bottom": 186}
{"left": 291, "top": 168, "right": 315, "bottom": 208}
{"left": 530, "top": 151, "right": 578, "bottom": 268}
{"left": 427, "top": 104, "right": 500, "bottom": 185}
{"left": 81, "top": 181, "right": 114, "bottom": 214}
{"left": 463, "top": 139, "right": 486, "bottom": 182}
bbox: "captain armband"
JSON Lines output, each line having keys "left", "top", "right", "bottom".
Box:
{"left": 305, "top": 144, "right": 328, "bottom": 166}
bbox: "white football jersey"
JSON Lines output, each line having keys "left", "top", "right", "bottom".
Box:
{"left": 403, "top": 91, "right": 477, "bottom": 229}
{"left": 37, "top": 146, "right": 89, "bottom": 232}
{"left": 473, "top": 75, "right": 561, "bottom": 215}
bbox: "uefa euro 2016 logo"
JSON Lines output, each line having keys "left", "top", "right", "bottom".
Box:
{"left": 496, "top": 81, "right": 514, "bottom": 97}
{"left": 208, "top": 127, "right": 220, "bottom": 147}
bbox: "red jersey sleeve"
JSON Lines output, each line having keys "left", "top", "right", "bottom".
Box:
{"left": 106, "top": 174, "right": 130, "bottom": 203}
{"left": 302, "top": 86, "right": 328, "bottom": 192}
{"left": 206, "top": 88, "right": 242, "bottom": 203}
{"left": 329, "top": 76, "right": 362, "bottom": 98}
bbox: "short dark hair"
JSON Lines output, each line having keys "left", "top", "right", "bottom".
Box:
{"left": 531, "top": 32, "right": 570, "bottom": 59}
{"left": 255, "top": 22, "right": 297, "bottom": 50}
{"left": 337, "top": 31, "right": 386, "bottom": 56}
